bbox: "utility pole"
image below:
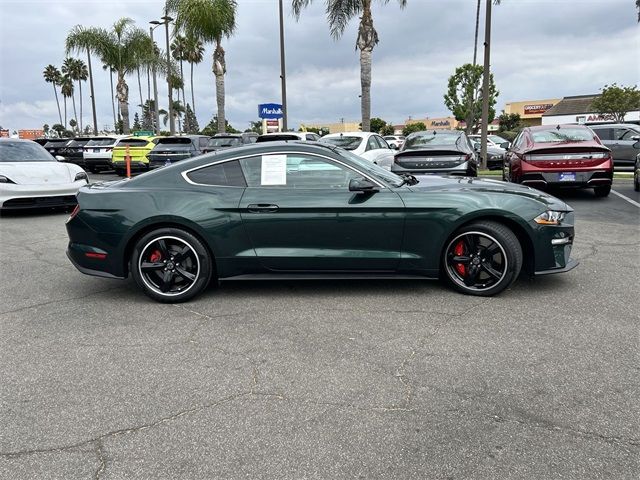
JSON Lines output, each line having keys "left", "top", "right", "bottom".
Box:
{"left": 278, "top": 0, "right": 288, "bottom": 131}
{"left": 480, "top": 0, "right": 492, "bottom": 170}
{"left": 162, "top": 14, "right": 175, "bottom": 135}
{"left": 149, "top": 24, "right": 161, "bottom": 134}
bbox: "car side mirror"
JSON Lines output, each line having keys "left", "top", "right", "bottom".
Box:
{"left": 633, "top": 141, "right": 640, "bottom": 149}
{"left": 499, "top": 141, "right": 510, "bottom": 150}
{"left": 473, "top": 142, "right": 481, "bottom": 151}
{"left": 349, "top": 177, "right": 379, "bottom": 193}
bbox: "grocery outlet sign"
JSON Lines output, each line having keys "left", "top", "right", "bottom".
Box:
{"left": 258, "top": 103, "right": 284, "bottom": 119}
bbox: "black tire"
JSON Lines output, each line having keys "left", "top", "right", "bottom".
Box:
{"left": 442, "top": 221, "right": 522, "bottom": 297}
{"left": 131, "top": 228, "right": 213, "bottom": 303}
{"left": 634, "top": 174, "right": 639, "bottom": 192}
{"left": 594, "top": 185, "right": 611, "bottom": 197}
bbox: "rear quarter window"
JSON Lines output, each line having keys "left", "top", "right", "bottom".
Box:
{"left": 186, "top": 160, "right": 247, "bottom": 187}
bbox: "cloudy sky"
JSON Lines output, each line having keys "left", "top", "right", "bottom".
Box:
{"left": 0, "top": 0, "right": 638, "bottom": 132}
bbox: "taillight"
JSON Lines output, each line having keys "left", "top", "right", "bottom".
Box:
{"left": 68, "top": 204, "right": 80, "bottom": 221}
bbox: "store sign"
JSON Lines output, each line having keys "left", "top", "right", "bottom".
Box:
{"left": 258, "top": 103, "right": 284, "bottom": 119}
{"left": 430, "top": 120, "right": 451, "bottom": 127}
{"left": 266, "top": 119, "right": 279, "bottom": 127}
{"left": 524, "top": 104, "right": 553, "bottom": 115}
{"left": 0, "top": 129, "right": 10, "bottom": 138}
{"left": 583, "top": 113, "right": 616, "bottom": 123}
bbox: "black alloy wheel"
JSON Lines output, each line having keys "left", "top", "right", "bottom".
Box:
{"left": 131, "top": 228, "right": 213, "bottom": 302}
{"left": 443, "top": 221, "right": 522, "bottom": 296}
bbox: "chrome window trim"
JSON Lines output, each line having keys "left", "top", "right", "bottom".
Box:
{"left": 181, "top": 150, "right": 388, "bottom": 189}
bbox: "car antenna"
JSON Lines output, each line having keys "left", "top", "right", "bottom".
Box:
{"left": 556, "top": 125, "right": 561, "bottom": 130}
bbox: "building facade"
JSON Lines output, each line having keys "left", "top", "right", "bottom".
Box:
{"left": 504, "top": 99, "right": 562, "bottom": 127}
{"left": 303, "top": 121, "right": 361, "bottom": 134}
{"left": 541, "top": 94, "right": 640, "bottom": 126}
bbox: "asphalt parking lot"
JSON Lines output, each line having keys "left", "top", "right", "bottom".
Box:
{"left": 1, "top": 175, "right": 638, "bottom": 479}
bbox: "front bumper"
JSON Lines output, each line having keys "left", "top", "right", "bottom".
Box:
{"left": 0, "top": 182, "right": 84, "bottom": 210}
{"left": 531, "top": 212, "right": 578, "bottom": 274}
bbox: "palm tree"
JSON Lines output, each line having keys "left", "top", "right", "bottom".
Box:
{"left": 60, "top": 74, "right": 74, "bottom": 129}
{"left": 61, "top": 59, "right": 79, "bottom": 130}
{"left": 171, "top": 34, "right": 189, "bottom": 116}
{"left": 66, "top": 25, "right": 102, "bottom": 134}
{"left": 43, "top": 65, "right": 63, "bottom": 126}
{"left": 167, "top": 0, "right": 237, "bottom": 134}
{"left": 473, "top": 0, "right": 481, "bottom": 65}
{"left": 292, "top": 0, "right": 407, "bottom": 132}
{"left": 65, "top": 58, "right": 88, "bottom": 132}
{"left": 159, "top": 100, "right": 185, "bottom": 128}
{"left": 184, "top": 35, "right": 204, "bottom": 117}
{"left": 75, "top": 18, "right": 155, "bottom": 134}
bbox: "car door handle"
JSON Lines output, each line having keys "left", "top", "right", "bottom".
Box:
{"left": 247, "top": 204, "right": 279, "bottom": 213}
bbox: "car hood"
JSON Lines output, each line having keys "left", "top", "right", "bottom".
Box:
{"left": 403, "top": 175, "right": 570, "bottom": 211}
{"left": 0, "top": 161, "right": 81, "bottom": 185}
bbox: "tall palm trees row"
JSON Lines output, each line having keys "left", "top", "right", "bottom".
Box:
{"left": 42, "top": 59, "right": 87, "bottom": 133}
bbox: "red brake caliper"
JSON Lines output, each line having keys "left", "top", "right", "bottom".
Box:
{"left": 149, "top": 250, "right": 162, "bottom": 263}
{"left": 454, "top": 241, "right": 466, "bottom": 277}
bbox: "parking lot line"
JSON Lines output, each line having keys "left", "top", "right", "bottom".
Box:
{"left": 611, "top": 189, "right": 640, "bottom": 208}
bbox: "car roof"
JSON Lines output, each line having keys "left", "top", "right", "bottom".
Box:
{"left": 527, "top": 124, "right": 591, "bottom": 132}
{"left": 589, "top": 123, "right": 639, "bottom": 129}
{"left": 323, "top": 131, "right": 373, "bottom": 138}
{"left": 1, "top": 138, "right": 43, "bottom": 144}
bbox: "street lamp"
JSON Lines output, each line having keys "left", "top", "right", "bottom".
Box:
{"left": 278, "top": 0, "right": 288, "bottom": 131}
{"left": 149, "top": 21, "right": 162, "bottom": 134}
{"left": 150, "top": 16, "right": 175, "bottom": 135}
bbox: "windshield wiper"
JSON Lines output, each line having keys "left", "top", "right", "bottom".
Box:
{"left": 398, "top": 173, "right": 419, "bottom": 186}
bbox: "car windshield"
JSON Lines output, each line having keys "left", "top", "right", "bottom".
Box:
{"left": 334, "top": 148, "right": 404, "bottom": 187}
{"left": 0, "top": 141, "right": 54, "bottom": 162}
{"left": 209, "top": 137, "right": 242, "bottom": 147}
{"left": 321, "top": 136, "right": 363, "bottom": 150}
{"left": 532, "top": 129, "right": 594, "bottom": 143}
{"left": 86, "top": 138, "right": 117, "bottom": 146}
{"left": 118, "top": 139, "right": 149, "bottom": 147}
{"left": 66, "top": 139, "right": 90, "bottom": 147}
{"left": 404, "top": 132, "right": 460, "bottom": 149}
{"left": 488, "top": 135, "right": 508, "bottom": 144}
{"left": 43, "top": 140, "right": 69, "bottom": 148}
{"left": 157, "top": 137, "right": 192, "bottom": 145}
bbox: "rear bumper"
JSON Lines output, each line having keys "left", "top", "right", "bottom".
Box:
{"left": 391, "top": 160, "right": 477, "bottom": 176}
{"left": 521, "top": 169, "right": 613, "bottom": 188}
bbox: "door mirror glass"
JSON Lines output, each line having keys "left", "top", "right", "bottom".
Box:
{"left": 499, "top": 141, "right": 510, "bottom": 150}
{"left": 349, "top": 177, "right": 379, "bottom": 193}
{"left": 633, "top": 141, "right": 640, "bottom": 149}
{"left": 473, "top": 142, "right": 481, "bottom": 151}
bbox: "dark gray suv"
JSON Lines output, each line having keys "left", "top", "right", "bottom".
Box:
{"left": 590, "top": 123, "right": 640, "bottom": 169}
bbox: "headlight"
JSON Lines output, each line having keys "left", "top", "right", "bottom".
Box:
{"left": 74, "top": 172, "right": 89, "bottom": 183}
{"left": 0, "top": 175, "right": 15, "bottom": 184}
{"left": 534, "top": 211, "right": 566, "bottom": 225}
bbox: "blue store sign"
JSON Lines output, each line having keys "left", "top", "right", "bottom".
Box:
{"left": 258, "top": 103, "right": 284, "bottom": 119}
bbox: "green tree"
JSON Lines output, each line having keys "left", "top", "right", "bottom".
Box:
{"left": 369, "top": 117, "right": 387, "bottom": 133}
{"left": 444, "top": 63, "right": 498, "bottom": 134}
{"left": 66, "top": 25, "right": 102, "bottom": 134}
{"left": 293, "top": 0, "right": 407, "bottom": 132}
{"left": 380, "top": 124, "right": 394, "bottom": 136}
{"left": 159, "top": 100, "right": 186, "bottom": 129}
{"left": 591, "top": 84, "right": 640, "bottom": 123}
{"left": 63, "top": 58, "right": 88, "bottom": 132}
{"left": 201, "top": 115, "right": 239, "bottom": 135}
{"left": 61, "top": 59, "right": 79, "bottom": 129}
{"left": 183, "top": 103, "right": 200, "bottom": 133}
{"left": 132, "top": 112, "right": 142, "bottom": 131}
{"left": 171, "top": 34, "right": 189, "bottom": 119}
{"left": 246, "top": 120, "right": 263, "bottom": 134}
{"left": 52, "top": 123, "right": 65, "bottom": 137}
{"left": 498, "top": 112, "right": 521, "bottom": 132}
{"left": 43, "top": 65, "right": 64, "bottom": 126}
{"left": 141, "top": 99, "right": 156, "bottom": 131}
{"left": 402, "top": 122, "right": 426, "bottom": 137}
{"left": 167, "top": 0, "right": 238, "bottom": 134}
{"left": 43, "top": 124, "right": 50, "bottom": 137}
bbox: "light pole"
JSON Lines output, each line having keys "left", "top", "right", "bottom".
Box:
{"left": 278, "top": 0, "right": 288, "bottom": 131}
{"left": 162, "top": 15, "right": 175, "bottom": 135}
{"left": 149, "top": 22, "right": 162, "bottom": 134}
{"left": 480, "top": 0, "right": 492, "bottom": 170}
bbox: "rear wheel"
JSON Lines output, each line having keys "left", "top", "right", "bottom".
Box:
{"left": 442, "top": 221, "right": 522, "bottom": 296}
{"left": 131, "top": 228, "right": 213, "bottom": 303}
{"left": 594, "top": 185, "right": 611, "bottom": 197}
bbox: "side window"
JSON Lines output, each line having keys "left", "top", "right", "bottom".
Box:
{"left": 305, "top": 134, "right": 316, "bottom": 141}
{"left": 593, "top": 128, "right": 612, "bottom": 141}
{"left": 374, "top": 135, "right": 388, "bottom": 149}
{"left": 239, "top": 154, "right": 359, "bottom": 189}
{"left": 186, "top": 160, "right": 247, "bottom": 187}
{"left": 366, "top": 136, "right": 378, "bottom": 151}
{"left": 621, "top": 129, "right": 640, "bottom": 141}
{"left": 199, "top": 137, "right": 209, "bottom": 149}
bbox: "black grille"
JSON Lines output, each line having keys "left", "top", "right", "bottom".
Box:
{"left": 3, "top": 195, "right": 77, "bottom": 209}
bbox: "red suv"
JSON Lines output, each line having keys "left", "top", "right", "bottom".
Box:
{"left": 503, "top": 124, "right": 613, "bottom": 197}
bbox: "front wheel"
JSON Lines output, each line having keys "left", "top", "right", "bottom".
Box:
{"left": 442, "top": 221, "right": 523, "bottom": 296}
{"left": 594, "top": 185, "right": 611, "bottom": 197}
{"left": 131, "top": 228, "right": 213, "bottom": 303}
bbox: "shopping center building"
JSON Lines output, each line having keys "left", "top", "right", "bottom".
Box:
{"left": 503, "top": 99, "right": 562, "bottom": 127}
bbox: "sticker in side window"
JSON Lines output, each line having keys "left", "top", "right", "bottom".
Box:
{"left": 261, "top": 155, "right": 287, "bottom": 185}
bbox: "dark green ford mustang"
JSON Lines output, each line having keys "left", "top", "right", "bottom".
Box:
{"left": 66, "top": 142, "right": 577, "bottom": 302}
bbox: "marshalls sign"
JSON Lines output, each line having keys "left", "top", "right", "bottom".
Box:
{"left": 258, "top": 103, "right": 284, "bottom": 119}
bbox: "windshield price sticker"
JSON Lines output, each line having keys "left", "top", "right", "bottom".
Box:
{"left": 261, "top": 155, "right": 287, "bottom": 185}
